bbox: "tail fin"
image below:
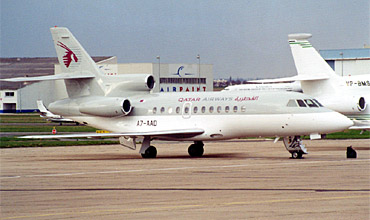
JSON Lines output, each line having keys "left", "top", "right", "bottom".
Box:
{"left": 50, "top": 27, "right": 104, "bottom": 97}
{"left": 288, "top": 34, "right": 343, "bottom": 95}
{"left": 288, "top": 34, "right": 338, "bottom": 78}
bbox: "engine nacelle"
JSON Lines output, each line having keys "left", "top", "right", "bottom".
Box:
{"left": 79, "top": 97, "right": 132, "bottom": 117}
{"left": 103, "top": 74, "right": 155, "bottom": 96}
{"left": 322, "top": 96, "right": 366, "bottom": 114}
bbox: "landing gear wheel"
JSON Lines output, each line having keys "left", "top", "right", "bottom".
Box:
{"left": 291, "top": 151, "right": 303, "bottom": 159}
{"left": 188, "top": 144, "right": 204, "bottom": 157}
{"left": 141, "top": 146, "right": 157, "bottom": 158}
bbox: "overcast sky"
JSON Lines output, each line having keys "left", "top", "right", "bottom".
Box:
{"left": 1, "top": 0, "right": 369, "bottom": 79}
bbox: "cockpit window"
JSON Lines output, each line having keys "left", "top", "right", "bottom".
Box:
{"left": 297, "top": 99, "right": 307, "bottom": 107}
{"left": 287, "top": 99, "right": 297, "bottom": 107}
{"left": 304, "top": 99, "right": 318, "bottom": 108}
{"left": 313, "top": 99, "right": 323, "bottom": 107}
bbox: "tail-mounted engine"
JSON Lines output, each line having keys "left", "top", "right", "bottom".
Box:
{"left": 103, "top": 74, "right": 155, "bottom": 96}
{"left": 79, "top": 97, "right": 132, "bottom": 117}
{"left": 322, "top": 96, "right": 367, "bottom": 113}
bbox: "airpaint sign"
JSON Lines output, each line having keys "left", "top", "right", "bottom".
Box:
{"left": 160, "top": 64, "right": 207, "bottom": 92}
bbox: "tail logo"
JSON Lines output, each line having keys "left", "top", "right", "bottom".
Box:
{"left": 57, "top": 41, "right": 78, "bottom": 68}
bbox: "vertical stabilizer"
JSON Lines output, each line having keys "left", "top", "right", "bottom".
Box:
{"left": 288, "top": 34, "right": 343, "bottom": 96}
{"left": 50, "top": 27, "right": 104, "bottom": 97}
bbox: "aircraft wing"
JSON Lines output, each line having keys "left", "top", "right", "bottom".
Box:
{"left": 0, "top": 73, "right": 95, "bottom": 82}
{"left": 349, "top": 126, "right": 370, "bottom": 130}
{"left": 248, "top": 75, "right": 329, "bottom": 83}
{"left": 19, "top": 129, "right": 205, "bottom": 139}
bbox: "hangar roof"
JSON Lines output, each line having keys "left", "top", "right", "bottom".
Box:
{"left": 0, "top": 57, "right": 112, "bottom": 90}
{"left": 319, "top": 48, "right": 370, "bottom": 60}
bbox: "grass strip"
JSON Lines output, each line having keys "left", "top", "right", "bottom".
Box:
{"left": 0, "top": 125, "right": 97, "bottom": 132}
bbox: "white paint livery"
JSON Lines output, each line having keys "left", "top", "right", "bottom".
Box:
{"left": 8, "top": 27, "right": 354, "bottom": 159}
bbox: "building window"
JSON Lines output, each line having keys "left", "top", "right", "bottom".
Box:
{"left": 160, "top": 78, "right": 207, "bottom": 84}
{"left": 5, "top": 92, "right": 14, "bottom": 97}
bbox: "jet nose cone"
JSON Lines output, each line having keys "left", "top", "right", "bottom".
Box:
{"left": 333, "top": 112, "right": 354, "bottom": 130}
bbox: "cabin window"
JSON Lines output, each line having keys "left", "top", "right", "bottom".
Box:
{"left": 313, "top": 99, "right": 323, "bottom": 107}
{"left": 217, "top": 106, "right": 222, "bottom": 113}
{"left": 160, "top": 107, "right": 165, "bottom": 113}
{"left": 153, "top": 107, "right": 157, "bottom": 114}
{"left": 201, "top": 106, "right": 206, "bottom": 113}
{"left": 193, "top": 106, "right": 198, "bottom": 114}
{"left": 176, "top": 107, "right": 181, "bottom": 114}
{"left": 209, "top": 106, "right": 214, "bottom": 113}
{"left": 304, "top": 99, "right": 318, "bottom": 108}
{"left": 233, "top": 106, "right": 238, "bottom": 113}
{"left": 225, "top": 106, "right": 230, "bottom": 113}
{"left": 184, "top": 107, "right": 190, "bottom": 114}
{"left": 297, "top": 99, "right": 307, "bottom": 107}
{"left": 241, "top": 105, "right": 246, "bottom": 112}
{"left": 287, "top": 99, "right": 297, "bottom": 107}
{"left": 168, "top": 107, "right": 173, "bottom": 114}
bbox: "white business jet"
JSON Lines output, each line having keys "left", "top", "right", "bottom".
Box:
{"left": 1, "top": 27, "right": 353, "bottom": 159}
{"left": 288, "top": 34, "right": 370, "bottom": 130}
{"left": 232, "top": 34, "right": 370, "bottom": 130}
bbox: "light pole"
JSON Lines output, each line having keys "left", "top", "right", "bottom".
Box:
{"left": 156, "top": 56, "right": 160, "bottom": 91}
{"left": 196, "top": 54, "right": 200, "bottom": 91}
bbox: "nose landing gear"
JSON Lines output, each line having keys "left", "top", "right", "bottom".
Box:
{"left": 283, "top": 136, "right": 307, "bottom": 159}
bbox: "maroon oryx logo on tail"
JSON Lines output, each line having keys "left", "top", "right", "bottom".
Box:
{"left": 57, "top": 41, "right": 78, "bottom": 68}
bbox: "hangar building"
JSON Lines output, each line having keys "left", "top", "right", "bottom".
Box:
{"left": 0, "top": 57, "right": 213, "bottom": 113}
{"left": 319, "top": 48, "right": 370, "bottom": 76}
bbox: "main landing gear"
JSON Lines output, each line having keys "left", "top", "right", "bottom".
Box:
{"left": 141, "top": 146, "right": 157, "bottom": 158}
{"left": 139, "top": 136, "right": 205, "bottom": 158}
{"left": 188, "top": 141, "right": 204, "bottom": 157}
{"left": 283, "top": 136, "right": 308, "bottom": 159}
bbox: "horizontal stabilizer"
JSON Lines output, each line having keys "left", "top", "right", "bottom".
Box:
{"left": 19, "top": 129, "right": 205, "bottom": 139}
{"left": 1, "top": 73, "right": 95, "bottom": 82}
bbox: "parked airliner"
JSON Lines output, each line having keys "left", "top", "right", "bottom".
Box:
{"left": 1, "top": 27, "right": 353, "bottom": 159}
{"left": 230, "top": 34, "right": 370, "bottom": 131}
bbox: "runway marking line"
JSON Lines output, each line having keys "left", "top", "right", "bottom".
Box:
{"left": 1, "top": 158, "right": 369, "bottom": 180}
{"left": 1, "top": 195, "right": 369, "bottom": 220}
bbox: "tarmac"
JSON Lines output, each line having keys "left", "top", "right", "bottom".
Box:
{"left": 1, "top": 139, "right": 369, "bottom": 219}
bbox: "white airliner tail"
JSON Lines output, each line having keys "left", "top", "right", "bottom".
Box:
{"left": 50, "top": 27, "right": 104, "bottom": 97}
{"left": 288, "top": 33, "right": 344, "bottom": 96}
{"left": 1, "top": 27, "right": 104, "bottom": 97}
{"left": 288, "top": 34, "right": 339, "bottom": 79}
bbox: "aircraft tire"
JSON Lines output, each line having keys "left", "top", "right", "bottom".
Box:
{"left": 188, "top": 144, "right": 204, "bottom": 157}
{"left": 141, "top": 146, "right": 157, "bottom": 158}
{"left": 291, "top": 151, "right": 303, "bottom": 159}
